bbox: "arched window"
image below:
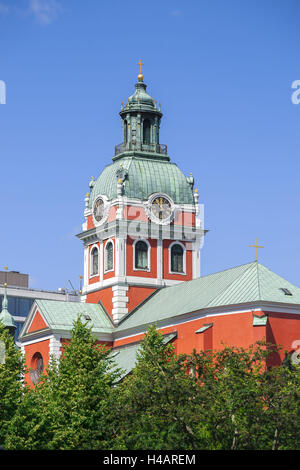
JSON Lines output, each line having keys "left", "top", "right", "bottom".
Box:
{"left": 171, "top": 244, "right": 184, "bottom": 273}
{"left": 105, "top": 241, "right": 114, "bottom": 272}
{"left": 143, "top": 119, "right": 151, "bottom": 144}
{"left": 90, "top": 246, "right": 99, "bottom": 276}
{"left": 30, "top": 352, "right": 44, "bottom": 385}
{"left": 135, "top": 240, "right": 149, "bottom": 270}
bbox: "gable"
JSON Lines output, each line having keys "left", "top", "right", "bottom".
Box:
{"left": 28, "top": 310, "right": 49, "bottom": 333}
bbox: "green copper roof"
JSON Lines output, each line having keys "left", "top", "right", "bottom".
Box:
{"left": 111, "top": 332, "right": 177, "bottom": 379}
{"left": 117, "top": 262, "right": 300, "bottom": 332}
{"left": 121, "top": 80, "right": 160, "bottom": 115}
{"left": 0, "top": 285, "right": 16, "bottom": 330}
{"left": 89, "top": 156, "right": 194, "bottom": 207}
{"left": 20, "top": 300, "right": 114, "bottom": 338}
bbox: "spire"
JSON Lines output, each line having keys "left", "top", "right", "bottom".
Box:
{"left": 137, "top": 59, "right": 144, "bottom": 82}
{"left": 114, "top": 62, "right": 168, "bottom": 160}
{"left": 0, "top": 283, "right": 16, "bottom": 334}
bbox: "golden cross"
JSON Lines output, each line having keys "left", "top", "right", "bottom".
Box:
{"left": 137, "top": 60, "right": 144, "bottom": 75}
{"left": 249, "top": 238, "right": 264, "bottom": 261}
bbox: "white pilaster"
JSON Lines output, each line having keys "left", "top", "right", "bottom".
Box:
{"left": 111, "top": 284, "right": 129, "bottom": 325}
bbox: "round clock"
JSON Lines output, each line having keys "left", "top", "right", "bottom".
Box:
{"left": 150, "top": 195, "right": 173, "bottom": 222}
{"left": 93, "top": 197, "right": 105, "bottom": 222}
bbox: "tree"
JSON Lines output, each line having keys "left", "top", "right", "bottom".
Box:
{"left": 0, "top": 322, "right": 25, "bottom": 447}
{"left": 188, "top": 343, "right": 272, "bottom": 450}
{"left": 106, "top": 325, "right": 207, "bottom": 450}
{"left": 5, "top": 317, "right": 121, "bottom": 450}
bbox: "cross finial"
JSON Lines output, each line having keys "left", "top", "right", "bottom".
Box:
{"left": 249, "top": 238, "right": 264, "bottom": 261}
{"left": 137, "top": 60, "right": 144, "bottom": 81}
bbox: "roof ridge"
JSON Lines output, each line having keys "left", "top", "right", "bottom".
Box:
{"left": 256, "top": 262, "right": 262, "bottom": 300}
{"left": 257, "top": 262, "right": 300, "bottom": 290}
{"left": 205, "top": 261, "right": 257, "bottom": 308}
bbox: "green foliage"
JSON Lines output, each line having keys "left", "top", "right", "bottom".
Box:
{"left": 3, "top": 321, "right": 300, "bottom": 450}
{"left": 105, "top": 325, "right": 207, "bottom": 450}
{"left": 5, "top": 317, "right": 121, "bottom": 450}
{"left": 0, "top": 322, "right": 25, "bottom": 447}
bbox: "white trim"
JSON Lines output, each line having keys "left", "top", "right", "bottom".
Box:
{"left": 145, "top": 193, "right": 175, "bottom": 226}
{"left": 89, "top": 243, "right": 100, "bottom": 278}
{"left": 21, "top": 334, "right": 54, "bottom": 346}
{"left": 84, "top": 245, "right": 89, "bottom": 287}
{"left": 169, "top": 241, "right": 186, "bottom": 275}
{"left": 104, "top": 238, "right": 115, "bottom": 273}
{"left": 99, "top": 241, "right": 104, "bottom": 281}
{"left": 49, "top": 335, "right": 62, "bottom": 360}
{"left": 82, "top": 275, "right": 184, "bottom": 295}
{"left": 133, "top": 238, "right": 151, "bottom": 272}
{"left": 157, "top": 238, "right": 163, "bottom": 280}
{"left": 92, "top": 195, "right": 110, "bottom": 227}
{"left": 192, "top": 243, "right": 200, "bottom": 279}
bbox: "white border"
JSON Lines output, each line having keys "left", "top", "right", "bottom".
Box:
{"left": 146, "top": 193, "right": 175, "bottom": 225}
{"left": 104, "top": 239, "right": 115, "bottom": 273}
{"left": 92, "top": 195, "right": 110, "bottom": 227}
{"left": 169, "top": 241, "right": 186, "bottom": 275}
{"left": 89, "top": 244, "right": 100, "bottom": 278}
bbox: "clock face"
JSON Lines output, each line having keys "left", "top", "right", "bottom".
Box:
{"left": 151, "top": 196, "right": 172, "bottom": 221}
{"left": 93, "top": 198, "right": 105, "bottom": 222}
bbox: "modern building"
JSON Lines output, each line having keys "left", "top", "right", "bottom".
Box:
{"left": 18, "top": 68, "right": 300, "bottom": 386}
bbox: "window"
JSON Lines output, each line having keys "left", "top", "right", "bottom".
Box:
{"left": 105, "top": 241, "right": 114, "bottom": 272}
{"left": 135, "top": 240, "right": 149, "bottom": 270}
{"left": 30, "top": 352, "right": 44, "bottom": 385}
{"left": 280, "top": 288, "right": 293, "bottom": 296}
{"left": 143, "top": 119, "right": 151, "bottom": 144}
{"left": 171, "top": 244, "right": 184, "bottom": 273}
{"left": 90, "top": 247, "right": 99, "bottom": 276}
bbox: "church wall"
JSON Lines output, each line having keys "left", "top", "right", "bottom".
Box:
{"left": 173, "top": 211, "right": 195, "bottom": 227}
{"left": 28, "top": 310, "right": 48, "bottom": 333}
{"left": 126, "top": 238, "right": 157, "bottom": 278}
{"left": 24, "top": 339, "right": 50, "bottom": 388}
{"left": 265, "top": 311, "right": 300, "bottom": 365}
{"left": 125, "top": 205, "right": 148, "bottom": 222}
{"left": 86, "top": 287, "right": 114, "bottom": 318}
{"left": 87, "top": 215, "right": 94, "bottom": 230}
{"left": 126, "top": 286, "right": 157, "bottom": 313}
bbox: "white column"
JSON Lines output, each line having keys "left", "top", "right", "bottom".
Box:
{"left": 111, "top": 285, "right": 129, "bottom": 325}
{"left": 100, "top": 241, "right": 104, "bottom": 281}
{"left": 84, "top": 246, "right": 89, "bottom": 288}
{"left": 157, "top": 238, "right": 163, "bottom": 284}
{"left": 49, "top": 335, "right": 62, "bottom": 361}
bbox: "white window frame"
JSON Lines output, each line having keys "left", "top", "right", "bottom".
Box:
{"left": 133, "top": 238, "right": 151, "bottom": 272}
{"left": 169, "top": 241, "right": 186, "bottom": 275}
{"left": 90, "top": 244, "right": 99, "bottom": 278}
{"left": 104, "top": 239, "right": 115, "bottom": 273}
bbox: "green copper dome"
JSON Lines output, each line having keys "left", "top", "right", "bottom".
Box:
{"left": 88, "top": 74, "right": 195, "bottom": 209}
{"left": 123, "top": 81, "right": 159, "bottom": 113}
{"left": 88, "top": 156, "right": 194, "bottom": 207}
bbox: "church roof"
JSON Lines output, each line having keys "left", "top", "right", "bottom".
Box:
{"left": 110, "top": 332, "right": 177, "bottom": 379}
{"left": 88, "top": 155, "right": 194, "bottom": 207}
{"left": 116, "top": 262, "right": 300, "bottom": 332}
{"left": 20, "top": 300, "right": 114, "bottom": 339}
{"left": 19, "top": 262, "right": 300, "bottom": 342}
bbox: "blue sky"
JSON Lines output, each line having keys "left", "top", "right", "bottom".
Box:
{"left": 0, "top": 0, "right": 299, "bottom": 290}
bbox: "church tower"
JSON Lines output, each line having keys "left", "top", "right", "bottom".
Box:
{"left": 77, "top": 65, "right": 204, "bottom": 324}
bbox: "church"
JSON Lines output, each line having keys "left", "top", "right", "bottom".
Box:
{"left": 16, "top": 65, "right": 300, "bottom": 385}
